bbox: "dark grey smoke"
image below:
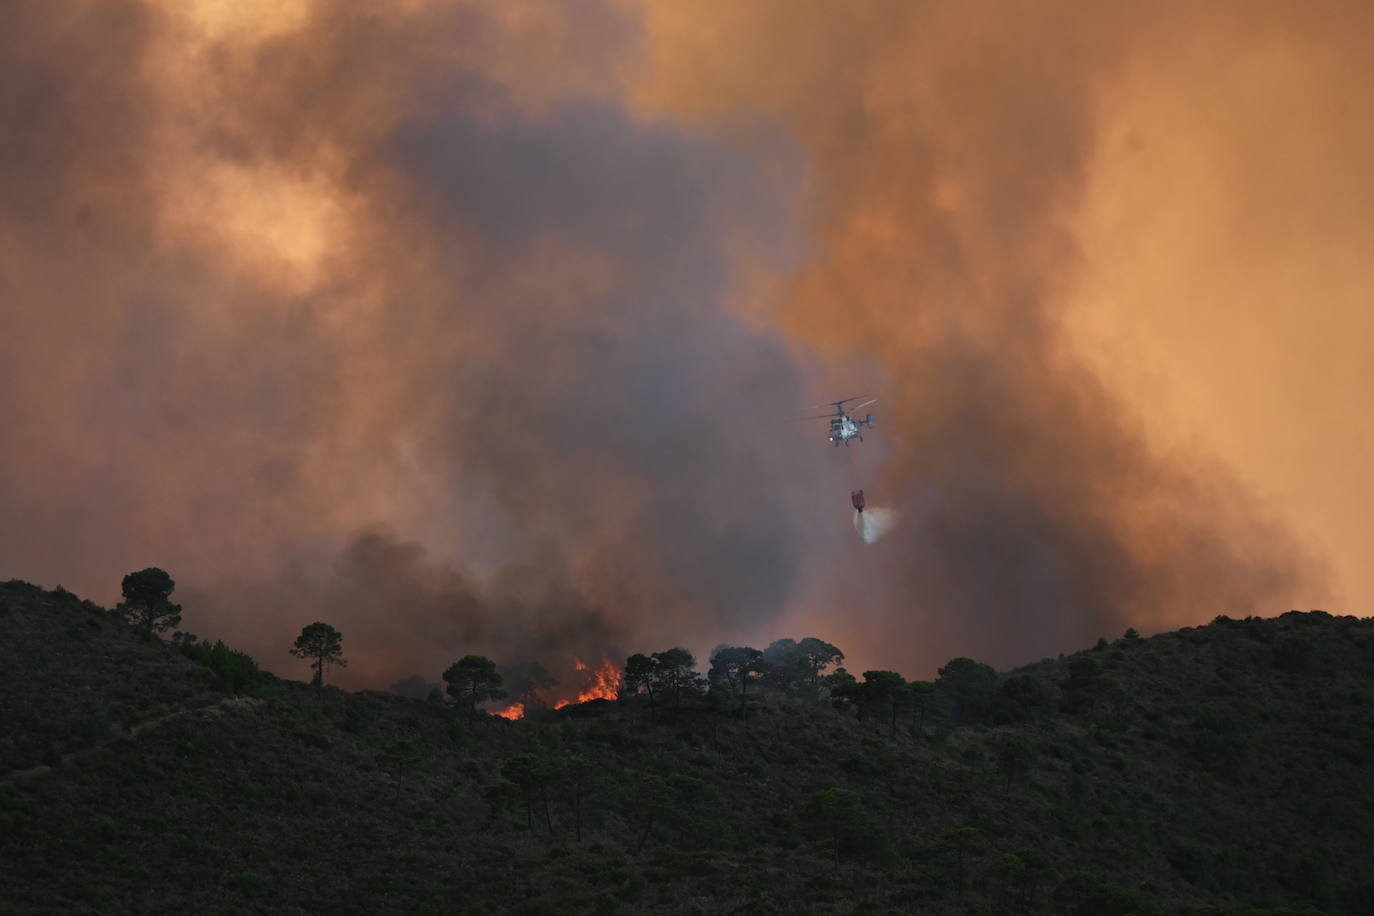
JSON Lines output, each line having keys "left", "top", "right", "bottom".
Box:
{"left": 0, "top": 0, "right": 833, "bottom": 689}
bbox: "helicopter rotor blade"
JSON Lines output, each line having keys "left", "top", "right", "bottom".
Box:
{"left": 800, "top": 395, "right": 867, "bottom": 412}
{"left": 852, "top": 398, "right": 877, "bottom": 410}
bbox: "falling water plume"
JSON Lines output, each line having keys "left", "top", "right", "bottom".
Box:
{"left": 854, "top": 507, "right": 898, "bottom": 545}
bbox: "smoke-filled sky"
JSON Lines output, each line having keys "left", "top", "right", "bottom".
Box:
{"left": 4, "top": 0, "right": 1370, "bottom": 690}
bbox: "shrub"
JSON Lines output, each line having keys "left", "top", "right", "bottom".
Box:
{"left": 172, "top": 633, "right": 265, "bottom": 693}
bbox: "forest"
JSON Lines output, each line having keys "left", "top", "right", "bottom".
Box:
{"left": 3, "top": 574, "right": 1373, "bottom": 914}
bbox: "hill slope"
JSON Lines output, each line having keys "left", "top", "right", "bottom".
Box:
{"left": 2, "top": 580, "right": 1372, "bottom": 914}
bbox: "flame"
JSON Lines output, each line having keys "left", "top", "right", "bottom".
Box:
{"left": 553, "top": 657, "right": 621, "bottom": 709}
{"left": 574, "top": 656, "right": 623, "bottom": 708}
{"left": 494, "top": 658, "right": 621, "bottom": 717}
{"left": 578, "top": 658, "right": 622, "bottom": 702}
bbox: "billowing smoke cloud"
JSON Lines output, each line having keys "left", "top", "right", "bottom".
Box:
{"left": 3, "top": 1, "right": 1365, "bottom": 685}
{"left": 187, "top": 528, "right": 630, "bottom": 692}
{"left": 631, "top": 0, "right": 1367, "bottom": 670}
{"left": 0, "top": 0, "right": 833, "bottom": 686}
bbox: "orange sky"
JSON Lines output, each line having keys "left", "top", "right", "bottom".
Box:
{"left": 2, "top": 1, "right": 1368, "bottom": 685}
{"left": 1069, "top": 14, "right": 1374, "bottom": 621}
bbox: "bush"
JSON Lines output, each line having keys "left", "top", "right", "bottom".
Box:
{"left": 172, "top": 633, "right": 265, "bottom": 693}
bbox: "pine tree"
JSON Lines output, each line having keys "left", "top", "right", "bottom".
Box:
{"left": 443, "top": 655, "right": 506, "bottom": 720}
{"left": 289, "top": 622, "right": 346, "bottom": 697}
{"left": 117, "top": 567, "right": 182, "bottom": 634}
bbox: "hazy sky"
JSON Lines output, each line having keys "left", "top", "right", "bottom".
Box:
{"left": 3, "top": 0, "right": 1369, "bottom": 693}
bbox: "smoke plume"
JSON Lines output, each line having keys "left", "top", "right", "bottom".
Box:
{"left": 4, "top": 1, "right": 1368, "bottom": 683}
{"left": 630, "top": 0, "right": 1369, "bottom": 671}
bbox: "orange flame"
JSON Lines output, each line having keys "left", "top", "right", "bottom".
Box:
{"left": 554, "top": 657, "right": 620, "bottom": 709}
{"left": 577, "top": 657, "right": 622, "bottom": 702}
{"left": 494, "top": 658, "right": 621, "bottom": 717}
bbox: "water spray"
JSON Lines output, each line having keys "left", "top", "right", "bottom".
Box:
{"left": 853, "top": 504, "right": 898, "bottom": 544}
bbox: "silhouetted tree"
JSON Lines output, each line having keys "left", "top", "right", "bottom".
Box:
{"left": 907, "top": 680, "right": 942, "bottom": 732}
{"left": 651, "top": 648, "right": 703, "bottom": 720}
{"left": 117, "top": 567, "right": 182, "bottom": 634}
{"left": 622, "top": 653, "right": 658, "bottom": 718}
{"left": 290, "top": 622, "right": 345, "bottom": 697}
{"left": 172, "top": 632, "right": 262, "bottom": 694}
{"left": 859, "top": 670, "right": 907, "bottom": 738}
{"left": 760, "top": 637, "right": 847, "bottom": 693}
{"left": 797, "top": 637, "right": 845, "bottom": 687}
{"left": 444, "top": 655, "right": 506, "bottom": 720}
{"left": 503, "top": 661, "right": 559, "bottom": 713}
{"left": 707, "top": 645, "right": 739, "bottom": 690}
{"left": 935, "top": 657, "right": 998, "bottom": 723}
{"left": 823, "top": 665, "right": 858, "bottom": 701}
{"left": 708, "top": 645, "right": 765, "bottom": 697}
{"left": 761, "top": 638, "right": 804, "bottom": 689}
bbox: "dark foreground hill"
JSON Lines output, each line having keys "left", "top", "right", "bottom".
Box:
{"left": 3, "top": 580, "right": 1373, "bottom": 915}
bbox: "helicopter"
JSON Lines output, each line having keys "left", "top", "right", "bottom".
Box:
{"left": 801, "top": 396, "right": 877, "bottom": 446}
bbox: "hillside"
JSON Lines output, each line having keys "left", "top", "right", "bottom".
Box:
{"left": 2, "top": 579, "right": 1373, "bottom": 914}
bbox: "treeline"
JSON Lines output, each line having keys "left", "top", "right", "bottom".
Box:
{"left": 614, "top": 641, "right": 1023, "bottom": 738}
{"left": 97, "top": 567, "right": 1372, "bottom": 753}
{"left": 108, "top": 566, "right": 1048, "bottom": 735}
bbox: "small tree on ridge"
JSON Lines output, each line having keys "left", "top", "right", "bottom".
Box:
{"left": 290, "top": 622, "right": 346, "bottom": 696}
{"left": 118, "top": 567, "right": 182, "bottom": 634}
{"left": 444, "top": 655, "right": 506, "bottom": 720}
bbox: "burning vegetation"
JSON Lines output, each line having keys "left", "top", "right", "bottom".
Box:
{"left": 494, "top": 657, "right": 622, "bottom": 720}
{"left": 397, "top": 636, "right": 853, "bottom": 724}
{"left": 486, "top": 638, "right": 849, "bottom": 723}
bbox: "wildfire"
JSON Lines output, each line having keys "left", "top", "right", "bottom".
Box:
{"left": 554, "top": 657, "right": 621, "bottom": 708}
{"left": 493, "top": 657, "right": 620, "bottom": 718}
